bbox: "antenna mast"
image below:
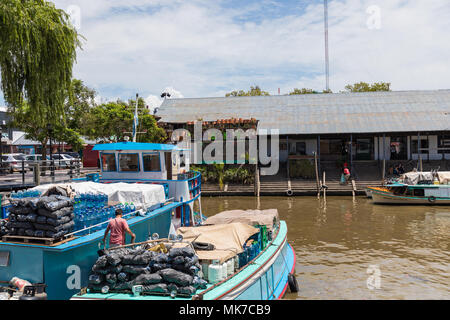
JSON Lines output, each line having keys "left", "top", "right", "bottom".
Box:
{"left": 324, "top": 0, "right": 330, "bottom": 92}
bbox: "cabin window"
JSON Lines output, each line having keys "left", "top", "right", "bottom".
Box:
{"left": 143, "top": 153, "right": 161, "bottom": 172}
{"left": 412, "top": 188, "right": 425, "bottom": 197}
{"left": 119, "top": 153, "right": 140, "bottom": 172}
{"left": 101, "top": 153, "right": 117, "bottom": 172}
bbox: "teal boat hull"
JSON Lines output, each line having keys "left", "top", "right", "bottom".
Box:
{"left": 0, "top": 203, "right": 178, "bottom": 300}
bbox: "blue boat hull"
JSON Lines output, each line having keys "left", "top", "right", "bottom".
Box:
{"left": 0, "top": 204, "right": 177, "bottom": 300}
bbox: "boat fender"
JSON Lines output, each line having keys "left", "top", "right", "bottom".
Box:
{"left": 288, "top": 273, "right": 299, "bottom": 293}
{"left": 428, "top": 196, "right": 436, "bottom": 203}
{"left": 286, "top": 189, "right": 293, "bottom": 197}
{"left": 193, "top": 242, "right": 215, "bottom": 251}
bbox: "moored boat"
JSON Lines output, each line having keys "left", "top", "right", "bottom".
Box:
{"left": 71, "top": 210, "right": 296, "bottom": 300}
{"left": 0, "top": 142, "right": 203, "bottom": 300}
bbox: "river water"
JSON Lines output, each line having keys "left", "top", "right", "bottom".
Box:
{"left": 200, "top": 196, "right": 450, "bottom": 300}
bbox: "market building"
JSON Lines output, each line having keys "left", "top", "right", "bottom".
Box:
{"left": 156, "top": 89, "right": 450, "bottom": 183}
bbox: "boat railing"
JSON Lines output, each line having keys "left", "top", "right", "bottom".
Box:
{"left": 65, "top": 197, "right": 175, "bottom": 238}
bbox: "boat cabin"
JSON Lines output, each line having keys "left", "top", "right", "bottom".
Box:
{"left": 93, "top": 142, "right": 190, "bottom": 181}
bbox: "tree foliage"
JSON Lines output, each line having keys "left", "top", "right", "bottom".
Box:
{"left": 0, "top": 0, "right": 81, "bottom": 120}
{"left": 344, "top": 82, "right": 391, "bottom": 92}
{"left": 65, "top": 79, "right": 96, "bottom": 130}
{"left": 83, "top": 98, "right": 166, "bottom": 143}
{"left": 225, "top": 86, "right": 270, "bottom": 97}
{"left": 289, "top": 88, "right": 319, "bottom": 95}
{"left": 8, "top": 101, "right": 84, "bottom": 157}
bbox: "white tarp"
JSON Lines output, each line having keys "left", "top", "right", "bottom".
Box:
{"left": 31, "top": 182, "right": 166, "bottom": 209}
{"left": 400, "top": 171, "right": 450, "bottom": 185}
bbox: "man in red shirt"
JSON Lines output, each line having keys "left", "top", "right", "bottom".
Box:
{"left": 103, "top": 209, "right": 136, "bottom": 248}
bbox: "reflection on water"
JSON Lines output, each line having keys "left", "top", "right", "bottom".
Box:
{"left": 201, "top": 196, "right": 450, "bottom": 300}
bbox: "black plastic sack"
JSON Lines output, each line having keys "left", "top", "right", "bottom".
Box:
{"left": 9, "top": 206, "right": 33, "bottom": 215}
{"left": 171, "top": 256, "right": 185, "bottom": 265}
{"left": 150, "top": 263, "right": 171, "bottom": 273}
{"left": 29, "top": 198, "right": 40, "bottom": 210}
{"left": 36, "top": 216, "right": 47, "bottom": 224}
{"left": 25, "top": 213, "right": 38, "bottom": 223}
{"left": 88, "top": 282, "right": 108, "bottom": 292}
{"left": 46, "top": 214, "right": 74, "bottom": 227}
{"left": 142, "top": 283, "right": 168, "bottom": 295}
{"left": 132, "top": 273, "right": 162, "bottom": 285}
{"left": 122, "top": 265, "right": 150, "bottom": 274}
{"left": 17, "top": 228, "right": 26, "bottom": 236}
{"left": 109, "top": 264, "right": 123, "bottom": 274}
{"left": 89, "top": 274, "right": 103, "bottom": 285}
{"left": 38, "top": 206, "right": 73, "bottom": 219}
{"left": 117, "top": 272, "right": 129, "bottom": 282}
{"left": 7, "top": 214, "right": 16, "bottom": 222}
{"left": 45, "top": 230, "right": 68, "bottom": 239}
{"left": 10, "top": 221, "right": 33, "bottom": 229}
{"left": 34, "top": 220, "right": 74, "bottom": 233}
{"left": 192, "top": 276, "right": 208, "bottom": 290}
{"left": 16, "top": 214, "right": 29, "bottom": 222}
{"left": 33, "top": 230, "right": 45, "bottom": 238}
{"left": 158, "top": 268, "right": 194, "bottom": 287}
{"left": 106, "top": 253, "right": 121, "bottom": 266}
{"left": 169, "top": 247, "right": 195, "bottom": 258}
{"left": 40, "top": 196, "right": 72, "bottom": 212}
{"left": 94, "top": 255, "right": 108, "bottom": 267}
{"left": 184, "top": 256, "right": 199, "bottom": 268}
{"left": 24, "top": 229, "right": 35, "bottom": 237}
{"left": 105, "top": 273, "right": 117, "bottom": 285}
{"left": 178, "top": 286, "right": 197, "bottom": 296}
{"left": 113, "top": 281, "right": 133, "bottom": 291}
{"left": 149, "top": 253, "right": 169, "bottom": 265}
{"left": 132, "top": 251, "right": 154, "bottom": 265}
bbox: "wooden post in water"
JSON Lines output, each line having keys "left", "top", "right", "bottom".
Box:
{"left": 314, "top": 151, "right": 320, "bottom": 199}
{"left": 351, "top": 179, "right": 356, "bottom": 199}
{"left": 323, "top": 171, "right": 326, "bottom": 201}
{"left": 382, "top": 134, "right": 386, "bottom": 183}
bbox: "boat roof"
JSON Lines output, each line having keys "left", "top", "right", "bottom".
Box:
{"left": 93, "top": 142, "right": 181, "bottom": 152}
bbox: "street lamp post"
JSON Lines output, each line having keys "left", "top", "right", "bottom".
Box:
{"left": 47, "top": 124, "right": 54, "bottom": 178}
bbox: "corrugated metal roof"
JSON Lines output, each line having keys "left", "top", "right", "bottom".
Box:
{"left": 155, "top": 90, "right": 450, "bottom": 135}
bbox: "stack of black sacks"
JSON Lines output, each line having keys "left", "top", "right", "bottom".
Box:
{"left": 88, "top": 246, "right": 208, "bottom": 297}
{"left": 0, "top": 219, "right": 8, "bottom": 237}
{"left": 6, "top": 195, "right": 75, "bottom": 239}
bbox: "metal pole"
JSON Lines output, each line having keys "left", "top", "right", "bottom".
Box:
{"left": 382, "top": 134, "right": 386, "bottom": 181}
{"left": 324, "top": 0, "right": 330, "bottom": 92}
{"left": 317, "top": 135, "right": 321, "bottom": 176}
{"left": 22, "top": 160, "right": 25, "bottom": 185}
{"left": 418, "top": 132, "right": 422, "bottom": 171}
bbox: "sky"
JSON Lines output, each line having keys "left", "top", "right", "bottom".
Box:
{"left": 1, "top": 0, "right": 450, "bottom": 110}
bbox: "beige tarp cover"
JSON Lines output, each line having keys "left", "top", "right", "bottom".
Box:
{"left": 204, "top": 209, "right": 279, "bottom": 231}
{"left": 176, "top": 222, "right": 259, "bottom": 263}
{"left": 400, "top": 172, "right": 450, "bottom": 185}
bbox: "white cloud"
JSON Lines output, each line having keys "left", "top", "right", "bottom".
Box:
{"left": 48, "top": 0, "right": 450, "bottom": 100}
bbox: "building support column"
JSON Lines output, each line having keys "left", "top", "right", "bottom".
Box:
{"left": 350, "top": 134, "right": 353, "bottom": 174}
{"left": 317, "top": 135, "right": 321, "bottom": 175}
{"left": 382, "top": 134, "right": 386, "bottom": 180}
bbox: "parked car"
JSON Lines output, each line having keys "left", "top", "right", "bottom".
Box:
{"left": 63, "top": 152, "right": 81, "bottom": 159}
{"left": 48, "top": 154, "right": 83, "bottom": 169}
{"left": 1, "top": 154, "right": 29, "bottom": 173}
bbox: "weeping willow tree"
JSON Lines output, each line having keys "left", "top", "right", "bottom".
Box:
{"left": 0, "top": 0, "right": 82, "bottom": 121}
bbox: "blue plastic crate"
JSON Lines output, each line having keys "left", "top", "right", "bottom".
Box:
{"left": 86, "top": 173, "right": 100, "bottom": 182}
{"left": 1, "top": 205, "right": 11, "bottom": 219}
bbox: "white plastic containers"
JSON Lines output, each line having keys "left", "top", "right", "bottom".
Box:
{"left": 208, "top": 260, "right": 223, "bottom": 284}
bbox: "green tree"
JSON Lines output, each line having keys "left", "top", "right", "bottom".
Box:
{"left": 0, "top": 0, "right": 81, "bottom": 120}
{"left": 8, "top": 102, "right": 84, "bottom": 174}
{"left": 84, "top": 98, "right": 166, "bottom": 143}
{"left": 344, "top": 82, "right": 391, "bottom": 92}
{"left": 225, "top": 86, "right": 270, "bottom": 97}
{"left": 65, "top": 79, "right": 97, "bottom": 131}
{"left": 289, "top": 88, "right": 319, "bottom": 95}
